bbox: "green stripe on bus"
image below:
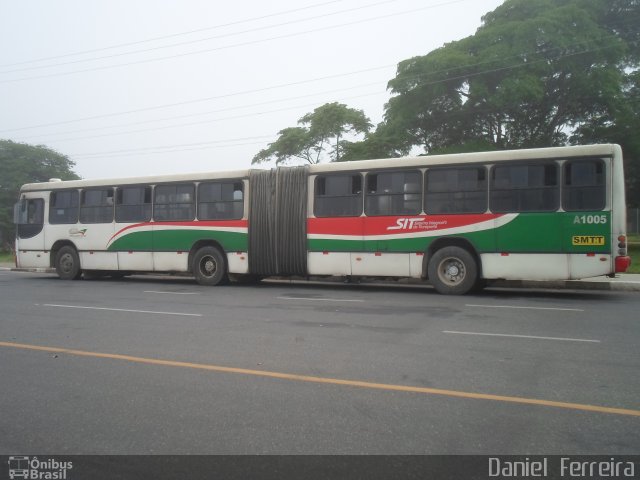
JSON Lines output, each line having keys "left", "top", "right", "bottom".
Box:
{"left": 108, "top": 230, "right": 248, "bottom": 252}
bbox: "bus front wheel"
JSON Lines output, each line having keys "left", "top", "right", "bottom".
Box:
{"left": 193, "top": 247, "right": 227, "bottom": 286}
{"left": 55, "top": 246, "right": 82, "bottom": 280}
{"left": 428, "top": 246, "right": 477, "bottom": 295}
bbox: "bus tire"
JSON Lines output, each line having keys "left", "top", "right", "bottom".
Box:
{"left": 428, "top": 246, "right": 477, "bottom": 295}
{"left": 55, "top": 246, "right": 82, "bottom": 280}
{"left": 193, "top": 246, "right": 227, "bottom": 286}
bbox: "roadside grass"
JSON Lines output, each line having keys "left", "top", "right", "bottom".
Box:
{"left": 0, "top": 250, "right": 14, "bottom": 264}
{"left": 628, "top": 234, "right": 640, "bottom": 274}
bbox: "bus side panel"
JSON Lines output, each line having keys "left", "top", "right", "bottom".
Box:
{"left": 351, "top": 252, "right": 411, "bottom": 277}
{"left": 358, "top": 215, "right": 414, "bottom": 277}
{"left": 45, "top": 223, "right": 83, "bottom": 267}
{"left": 307, "top": 217, "right": 363, "bottom": 276}
{"left": 563, "top": 211, "right": 611, "bottom": 279}
{"left": 495, "top": 213, "right": 564, "bottom": 253}
{"left": 308, "top": 252, "right": 352, "bottom": 276}
{"left": 109, "top": 222, "right": 154, "bottom": 271}
{"left": 153, "top": 251, "right": 189, "bottom": 272}
{"left": 568, "top": 254, "right": 612, "bottom": 279}
{"left": 490, "top": 213, "right": 568, "bottom": 279}
{"left": 16, "top": 250, "right": 49, "bottom": 269}
{"left": 108, "top": 221, "right": 249, "bottom": 273}
{"left": 117, "top": 251, "right": 153, "bottom": 271}
{"left": 75, "top": 223, "right": 118, "bottom": 270}
{"left": 152, "top": 224, "right": 188, "bottom": 272}
{"left": 481, "top": 253, "right": 569, "bottom": 281}
{"left": 227, "top": 251, "right": 249, "bottom": 274}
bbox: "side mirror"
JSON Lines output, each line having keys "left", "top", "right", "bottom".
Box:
{"left": 13, "top": 201, "right": 25, "bottom": 224}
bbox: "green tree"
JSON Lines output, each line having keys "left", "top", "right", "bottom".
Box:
{"left": 338, "top": 121, "right": 411, "bottom": 161}
{"left": 0, "top": 140, "right": 80, "bottom": 248}
{"left": 253, "top": 102, "right": 372, "bottom": 164}
{"left": 379, "top": 0, "right": 634, "bottom": 154}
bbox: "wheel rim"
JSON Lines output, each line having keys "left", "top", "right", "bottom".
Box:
{"left": 60, "top": 253, "right": 75, "bottom": 274}
{"left": 436, "top": 256, "right": 466, "bottom": 286}
{"left": 199, "top": 255, "right": 217, "bottom": 278}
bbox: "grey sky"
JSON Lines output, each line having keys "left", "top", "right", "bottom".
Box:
{"left": 0, "top": 0, "right": 504, "bottom": 179}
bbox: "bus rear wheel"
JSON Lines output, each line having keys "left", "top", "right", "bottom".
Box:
{"left": 55, "top": 246, "right": 82, "bottom": 280}
{"left": 428, "top": 246, "right": 478, "bottom": 295}
{"left": 193, "top": 246, "right": 227, "bottom": 286}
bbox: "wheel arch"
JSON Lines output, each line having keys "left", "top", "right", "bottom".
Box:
{"left": 422, "top": 237, "right": 482, "bottom": 280}
{"left": 188, "top": 239, "right": 226, "bottom": 273}
{"left": 50, "top": 240, "right": 79, "bottom": 268}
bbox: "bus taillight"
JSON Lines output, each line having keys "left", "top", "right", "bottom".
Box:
{"left": 615, "top": 255, "right": 631, "bottom": 273}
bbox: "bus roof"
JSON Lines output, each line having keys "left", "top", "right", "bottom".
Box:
{"left": 19, "top": 144, "right": 620, "bottom": 192}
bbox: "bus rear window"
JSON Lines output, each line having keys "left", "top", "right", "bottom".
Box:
{"left": 563, "top": 160, "right": 605, "bottom": 211}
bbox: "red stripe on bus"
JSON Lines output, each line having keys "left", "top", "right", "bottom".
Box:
{"left": 308, "top": 214, "right": 504, "bottom": 236}
{"left": 307, "top": 217, "right": 364, "bottom": 236}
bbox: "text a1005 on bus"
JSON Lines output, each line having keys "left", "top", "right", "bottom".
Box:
{"left": 13, "top": 144, "right": 632, "bottom": 295}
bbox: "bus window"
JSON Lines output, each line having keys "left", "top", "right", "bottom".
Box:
{"left": 425, "top": 167, "right": 487, "bottom": 214}
{"left": 490, "top": 163, "right": 559, "bottom": 212}
{"left": 49, "top": 190, "right": 79, "bottom": 224}
{"left": 14, "top": 198, "right": 44, "bottom": 239}
{"left": 154, "top": 184, "right": 195, "bottom": 221}
{"left": 562, "top": 159, "right": 605, "bottom": 211}
{"left": 365, "top": 170, "right": 421, "bottom": 216}
{"left": 80, "top": 188, "right": 114, "bottom": 223}
{"left": 115, "top": 186, "right": 152, "bottom": 223}
{"left": 314, "top": 174, "right": 362, "bottom": 217}
{"left": 198, "top": 181, "right": 244, "bottom": 220}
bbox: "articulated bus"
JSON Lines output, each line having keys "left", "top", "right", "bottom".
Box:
{"left": 13, "top": 144, "right": 631, "bottom": 295}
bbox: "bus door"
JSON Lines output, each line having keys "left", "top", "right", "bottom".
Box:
{"left": 13, "top": 195, "right": 47, "bottom": 268}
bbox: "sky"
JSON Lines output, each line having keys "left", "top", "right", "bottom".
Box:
{"left": 0, "top": 0, "right": 505, "bottom": 180}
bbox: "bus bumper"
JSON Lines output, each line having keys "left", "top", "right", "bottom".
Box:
{"left": 615, "top": 255, "right": 632, "bottom": 273}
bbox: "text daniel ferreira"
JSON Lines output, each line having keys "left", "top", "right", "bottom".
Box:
{"left": 489, "top": 457, "right": 636, "bottom": 479}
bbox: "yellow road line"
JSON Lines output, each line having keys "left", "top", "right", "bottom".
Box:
{"left": 1, "top": 340, "right": 639, "bottom": 418}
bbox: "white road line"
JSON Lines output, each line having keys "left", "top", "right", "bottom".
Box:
{"left": 144, "top": 290, "right": 200, "bottom": 295}
{"left": 443, "top": 330, "right": 600, "bottom": 343}
{"left": 42, "top": 303, "right": 202, "bottom": 317}
{"left": 466, "top": 304, "right": 584, "bottom": 312}
{"left": 277, "top": 296, "right": 364, "bottom": 303}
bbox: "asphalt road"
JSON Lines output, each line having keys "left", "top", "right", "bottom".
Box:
{"left": 0, "top": 270, "right": 638, "bottom": 454}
